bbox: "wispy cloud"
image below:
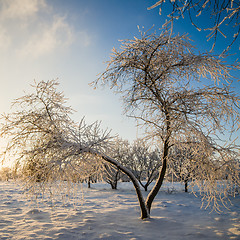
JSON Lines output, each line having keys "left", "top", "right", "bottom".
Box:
{"left": 0, "top": 0, "right": 46, "bottom": 19}
{"left": 0, "top": 25, "right": 11, "bottom": 50}
{"left": 0, "top": 0, "right": 89, "bottom": 58}
{"left": 17, "top": 16, "right": 75, "bottom": 58}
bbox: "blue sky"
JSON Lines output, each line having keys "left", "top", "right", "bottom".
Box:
{"left": 0, "top": 0, "right": 239, "bottom": 146}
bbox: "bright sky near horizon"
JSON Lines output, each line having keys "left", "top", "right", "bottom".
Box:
{"left": 0, "top": 0, "right": 239, "bottom": 152}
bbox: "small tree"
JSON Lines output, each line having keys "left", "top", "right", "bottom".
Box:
{"left": 0, "top": 80, "right": 149, "bottom": 219}
{"left": 129, "top": 139, "right": 161, "bottom": 191}
{"left": 168, "top": 140, "right": 207, "bottom": 192}
{"left": 0, "top": 80, "right": 110, "bottom": 188}
{"left": 103, "top": 138, "right": 131, "bottom": 189}
{"left": 0, "top": 167, "right": 13, "bottom": 181}
{"left": 93, "top": 28, "right": 240, "bottom": 214}
{"left": 104, "top": 164, "right": 121, "bottom": 189}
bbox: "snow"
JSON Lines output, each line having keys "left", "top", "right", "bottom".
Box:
{"left": 0, "top": 181, "right": 239, "bottom": 240}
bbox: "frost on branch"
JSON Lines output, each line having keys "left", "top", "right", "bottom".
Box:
{"left": 169, "top": 139, "right": 240, "bottom": 211}
{"left": 148, "top": 0, "right": 240, "bottom": 53}
{"left": 103, "top": 137, "right": 131, "bottom": 189}
{"left": 129, "top": 138, "right": 162, "bottom": 191}
{"left": 94, "top": 27, "right": 240, "bottom": 212}
{"left": 0, "top": 80, "right": 112, "bottom": 197}
{"left": 0, "top": 80, "right": 149, "bottom": 219}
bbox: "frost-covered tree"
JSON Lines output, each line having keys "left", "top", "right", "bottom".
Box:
{"left": 148, "top": 0, "right": 240, "bottom": 52}
{"left": 104, "top": 164, "right": 121, "bottom": 189}
{"left": 103, "top": 138, "right": 131, "bottom": 189}
{"left": 0, "top": 80, "right": 109, "bottom": 186}
{"left": 0, "top": 167, "right": 13, "bottom": 181}
{"left": 104, "top": 138, "right": 161, "bottom": 191}
{"left": 0, "top": 80, "right": 150, "bottom": 219}
{"left": 168, "top": 140, "right": 206, "bottom": 192}
{"left": 129, "top": 139, "right": 161, "bottom": 191}
{"left": 2, "top": 73, "right": 239, "bottom": 219}
{"left": 93, "top": 28, "right": 240, "bottom": 214}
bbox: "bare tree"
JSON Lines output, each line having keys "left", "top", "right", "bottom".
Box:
{"left": 2, "top": 71, "right": 239, "bottom": 219}
{"left": 168, "top": 140, "right": 206, "bottom": 193}
{"left": 0, "top": 167, "right": 13, "bottom": 181}
{"left": 129, "top": 139, "right": 161, "bottom": 191}
{"left": 93, "top": 28, "right": 240, "bottom": 214}
{"left": 0, "top": 80, "right": 150, "bottom": 219}
{"left": 148, "top": 0, "right": 240, "bottom": 53}
{"left": 104, "top": 164, "right": 121, "bottom": 189}
{"left": 0, "top": 80, "right": 109, "bottom": 187}
{"left": 103, "top": 138, "right": 131, "bottom": 189}
{"left": 104, "top": 138, "right": 162, "bottom": 191}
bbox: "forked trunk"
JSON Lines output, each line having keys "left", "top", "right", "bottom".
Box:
{"left": 110, "top": 182, "right": 117, "bottom": 189}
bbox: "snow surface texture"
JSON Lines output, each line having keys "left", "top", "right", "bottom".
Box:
{"left": 0, "top": 181, "right": 239, "bottom": 240}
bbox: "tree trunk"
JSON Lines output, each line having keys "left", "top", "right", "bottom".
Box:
{"left": 110, "top": 177, "right": 118, "bottom": 189}
{"left": 145, "top": 157, "right": 167, "bottom": 213}
{"left": 100, "top": 153, "right": 150, "bottom": 219}
{"left": 88, "top": 177, "right": 91, "bottom": 188}
{"left": 184, "top": 180, "right": 188, "bottom": 193}
{"left": 139, "top": 181, "right": 148, "bottom": 192}
{"left": 145, "top": 137, "right": 169, "bottom": 213}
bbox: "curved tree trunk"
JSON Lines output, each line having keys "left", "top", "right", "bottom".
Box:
{"left": 145, "top": 136, "right": 170, "bottom": 213}
{"left": 145, "top": 157, "right": 167, "bottom": 212}
{"left": 99, "top": 153, "right": 150, "bottom": 219}
{"left": 88, "top": 146, "right": 171, "bottom": 219}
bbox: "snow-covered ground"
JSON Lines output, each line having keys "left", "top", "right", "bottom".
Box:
{"left": 0, "top": 181, "right": 239, "bottom": 240}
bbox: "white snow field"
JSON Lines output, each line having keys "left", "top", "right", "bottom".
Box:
{"left": 0, "top": 181, "right": 239, "bottom": 240}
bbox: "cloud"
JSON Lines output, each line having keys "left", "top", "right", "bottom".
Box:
{"left": 17, "top": 16, "right": 75, "bottom": 58}
{"left": 0, "top": 0, "right": 46, "bottom": 20}
{"left": 0, "top": 26, "right": 11, "bottom": 50}
{"left": 0, "top": 0, "right": 89, "bottom": 58}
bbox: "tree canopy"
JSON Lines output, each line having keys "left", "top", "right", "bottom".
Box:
{"left": 148, "top": 0, "right": 240, "bottom": 53}
{"left": 94, "top": 28, "right": 240, "bottom": 212}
